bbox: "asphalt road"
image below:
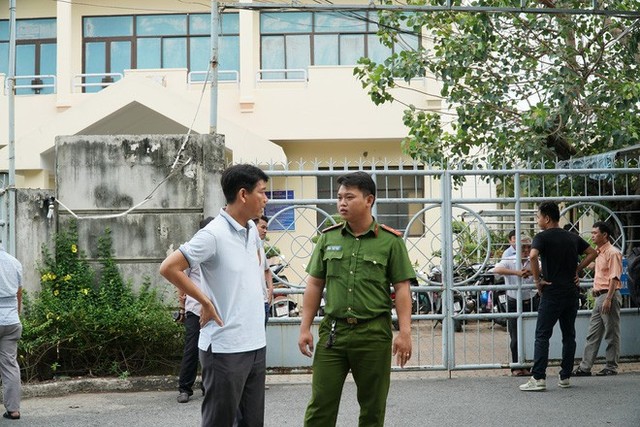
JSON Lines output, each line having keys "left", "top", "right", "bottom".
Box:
{"left": 17, "top": 371, "right": 640, "bottom": 426}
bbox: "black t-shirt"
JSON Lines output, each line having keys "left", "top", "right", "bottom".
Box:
{"left": 532, "top": 228, "right": 591, "bottom": 297}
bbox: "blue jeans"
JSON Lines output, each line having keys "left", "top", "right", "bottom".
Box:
{"left": 531, "top": 293, "right": 579, "bottom": 380}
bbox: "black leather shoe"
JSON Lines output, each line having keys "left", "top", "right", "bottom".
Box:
{"left": 596, "top": 368, "right": 617, "bottom": 376}
{"left": 572, "top": 368, "right": 591, "bottom": 376}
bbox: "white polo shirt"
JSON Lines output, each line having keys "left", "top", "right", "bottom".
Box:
{"left": 0, "top": 248, "right": 22, "bottom": 326}
{"left": 495, "top": 256, "right": 537, "bottom": 300}
{"left": 179, "top": 209, "right": 266, "bottom": 353}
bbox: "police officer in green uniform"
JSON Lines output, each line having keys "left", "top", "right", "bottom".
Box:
{"left": 298, "top": 171, "right": 415, "bottom": 427}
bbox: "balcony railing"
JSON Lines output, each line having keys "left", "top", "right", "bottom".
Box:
{"left": 188, "top": 70, "right": 239, "bottom": 85}
{"left": 1, "top": 74, "right": 57, "bottom": 95}
{"left": 73, "top": 73, "right": 123, "bottom": 93}
{"left": 256, "top": 69, "right": 307, "bottom": 82}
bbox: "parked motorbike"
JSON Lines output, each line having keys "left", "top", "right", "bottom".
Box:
{"left": 390, "top": 276, "right": 434, "bottom": 330}
{"left": 457, "top": 264, "right": 507, "bottom": 328}
{"left": 428, "top": 266, "right": 465, "bottom": 332}
{"left": 269, "top": 261, "right": 299, "bottom": 317}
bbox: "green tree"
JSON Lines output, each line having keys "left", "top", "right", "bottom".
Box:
{"left": 355, "top": 0, "right": 640, "bottom": 168}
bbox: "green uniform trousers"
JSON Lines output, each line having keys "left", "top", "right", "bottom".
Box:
{"left": 304, "top": 314, "right": 392, "bottom": 427}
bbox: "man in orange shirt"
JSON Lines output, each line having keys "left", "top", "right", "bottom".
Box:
{"left": 573, "top": 222, "right": 623, "bottom": 377}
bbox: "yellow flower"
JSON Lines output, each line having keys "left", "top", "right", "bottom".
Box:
{"left": 63, "top": 274, "right": 72, "bottom": 281}
{"left": 71, "top": 244, "right": 78, "bottom": 253}
{"left": 81, "top": 288, "right": 89, "bottom": 295}
{"left": 41, "top": 272, "right": 56, "bottom": 282}
{"left": 53, "top": 289, "right": 59, "bottom": 296}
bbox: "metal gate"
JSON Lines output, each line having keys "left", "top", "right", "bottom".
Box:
{"left": 260, "top": 156, "right": 640, "bottom": 371}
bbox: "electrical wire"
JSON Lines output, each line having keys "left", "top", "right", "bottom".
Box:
{"left": 52, "top": 0, "right": 202, "bottom": 13}
{"left": 56, "top": 63, "right": 212, "bottom": 220}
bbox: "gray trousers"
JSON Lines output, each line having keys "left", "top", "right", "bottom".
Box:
{"left": 578, "top": 292, "right": 621, "bottom": 372}
{"left": 199, "top": 346, "right": 266, "bottom": 427}
{"left": 0, "top": 323, "right": 22, "bottom": 413}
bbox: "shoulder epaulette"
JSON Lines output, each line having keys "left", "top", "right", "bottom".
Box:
{"left": 380, "top": 224, "right": 402, "bottom": 237}
{"left": 321, "top": 223, "right": 344, "bottom": 233}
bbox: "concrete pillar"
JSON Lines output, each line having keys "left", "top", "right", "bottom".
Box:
{"left": 238, "top": 0, "right": 255, "bottom": 112}
{"left": 56, "top": 0, "right": 72, "bottom": 108}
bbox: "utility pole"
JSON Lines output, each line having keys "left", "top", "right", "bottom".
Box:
{"left": 210, "top": 0, "right": 219, "bottom": 134}
{"left": 7, "top": 0, "right": 16, "bottom": 255}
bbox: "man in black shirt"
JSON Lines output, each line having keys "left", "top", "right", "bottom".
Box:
{"left": 519, "top": 201, "right": 597, "bottom": 391}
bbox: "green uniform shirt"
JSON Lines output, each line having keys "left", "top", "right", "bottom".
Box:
{"left": 306, "top": 220, "right": 416, "bottom": 320}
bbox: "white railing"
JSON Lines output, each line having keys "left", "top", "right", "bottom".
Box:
{"left": 13, "top": 74, "right": 57, "bottom": 94}
{"left": 72, "top": 73, "right": 123, "bottom": 92}
{"left": 188, "top": 70, "right": 239, "bottom": 84}
{"left": 256, "top": 68, "right": 307, "bottom": 82}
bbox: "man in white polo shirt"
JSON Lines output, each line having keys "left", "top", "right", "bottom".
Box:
{"left": 160, "top": 164, "right": 269, "bottom": 427}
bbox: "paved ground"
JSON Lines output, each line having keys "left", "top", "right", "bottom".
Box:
{"left": 17, "top": 369, "right": 640, "bottom": 426}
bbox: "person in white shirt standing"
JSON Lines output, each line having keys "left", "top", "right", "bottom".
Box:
{"left": 160, "top": 164, "right": 269, "bottom": 427}
{"left": 494, "top": 236, "right": 539, "bottom": 377}
{"left": 0, "top": 245, "right": 23, "bottom": 420}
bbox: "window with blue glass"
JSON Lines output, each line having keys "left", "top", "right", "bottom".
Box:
{"left": 260, "top": 12, "right": 419, "bottom": 79}
{"left": 82, "top": 13, "right": 239, "bottom": 92}
{"left": 0, "top": 18, "right": 57, "bottom": 95}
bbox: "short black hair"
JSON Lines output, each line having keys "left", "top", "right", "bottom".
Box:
{"left": 508, "top": 230, "right": 516, "bottom": 239}
{"left": 336, "top": 171, "right": 376, "bottom": 200}
{"left": 200, "top": 216, "right": 214, "bottom": 229}
{"left": 259, "top": 215, "right": 269, "bottom": 223}
{"left": 220, "top": 164, "right": 269, "bottom": 204}
{"left": 593, "top": 221, "right": 613, "bottom": 240}
{"left": 538, "top": 201, "right": 560, "bottom": 222}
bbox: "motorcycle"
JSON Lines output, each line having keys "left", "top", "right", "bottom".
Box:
{"left": 428, "top": 267, "right": 465, "bottom": 332}
{"left": 269, "top": 261, "right": 299, "bottom": 317}
{"left": 457, "top": 264, "right": 508, "bottom": 328}
{"left": 391, "top": 268, "right": 464, "bottom": 332}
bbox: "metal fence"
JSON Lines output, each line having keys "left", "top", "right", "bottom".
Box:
{"left": 258, "top": 155, "right": 640, "bottom": 371}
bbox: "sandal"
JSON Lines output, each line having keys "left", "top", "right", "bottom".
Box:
{"left": 3, "top": 411, "right": 20, "bottom": 420}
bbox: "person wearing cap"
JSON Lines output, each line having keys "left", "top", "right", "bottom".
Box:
{"left": 494, "top": 236, "right": 539, "bottom": 376}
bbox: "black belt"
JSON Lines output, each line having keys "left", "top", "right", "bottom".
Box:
{"left": 330, "top": 314, "right": 382, "bottom": 325}
{"left": 593, "top": 289, "right": 617, "bottom": 297}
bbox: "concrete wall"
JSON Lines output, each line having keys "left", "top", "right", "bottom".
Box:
{"left": 14, "top": 189, "right": 57, "bottom": 294}
{"left": 54, "top": 134, "right": 226, "bottom": 296}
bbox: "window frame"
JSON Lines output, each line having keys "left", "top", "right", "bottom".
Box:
{"left": 260, "top": 11, "right": 419, "bottom": 71}
{"left": 81, "top": 13, "right": 239, "bottom": 76}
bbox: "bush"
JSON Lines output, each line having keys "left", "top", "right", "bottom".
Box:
{"left": 19, "top": 221, "right": 183, "bottom": 382}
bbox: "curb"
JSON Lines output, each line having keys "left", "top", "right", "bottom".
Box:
{"left": 22, "top": 375, "right": 180, "bottom": 399}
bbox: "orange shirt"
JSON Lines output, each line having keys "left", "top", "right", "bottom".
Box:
{"left": 593, "top": 242, "right": 622, "bottom": 292}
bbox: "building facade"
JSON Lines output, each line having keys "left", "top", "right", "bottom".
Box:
{"left": 0, "top": 0, "right": 441, "bottom": 190}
